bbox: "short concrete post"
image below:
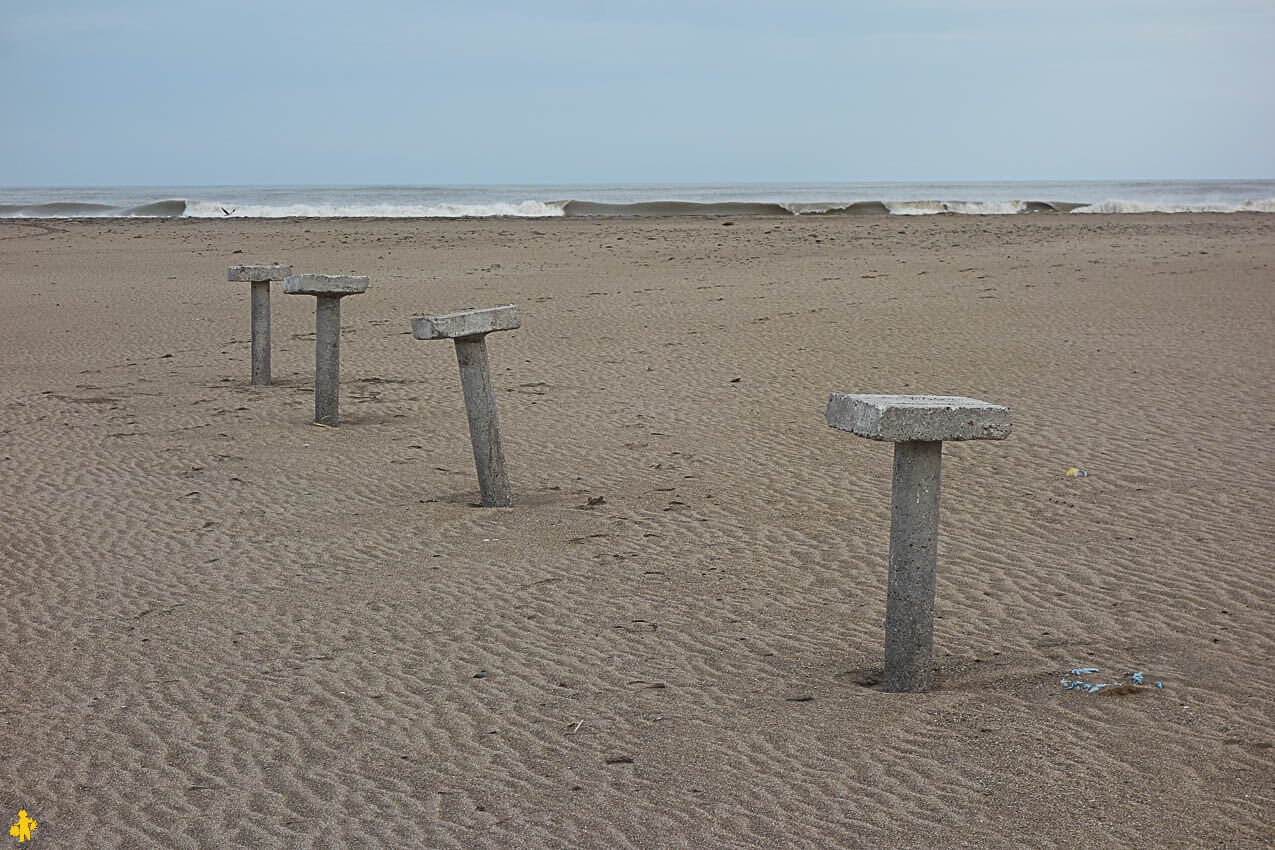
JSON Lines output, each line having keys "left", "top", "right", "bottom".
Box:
{"left": 283, "top": 274, "right": 369, "bottom": 426}
{"left": 227, "top": 264, "right": 291, "bottom": 385}
{"left": 412, "top": 305, "right": 521, "bottom": 507}
{"left": 826, "top": 394, "right": 1011, "bottom": 693}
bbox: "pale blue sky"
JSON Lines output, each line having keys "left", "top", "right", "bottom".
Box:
{"left": 2, "top": 1, "right": 1271, "bottom": 185}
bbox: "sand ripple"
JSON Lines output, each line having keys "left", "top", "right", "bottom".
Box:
{"left": 1, "top": 214, "right": 1272, "bottom": 846}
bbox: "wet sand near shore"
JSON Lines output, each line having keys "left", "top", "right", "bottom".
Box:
{"left": 1, "top": 213, "right": 1272, "bottom": 847}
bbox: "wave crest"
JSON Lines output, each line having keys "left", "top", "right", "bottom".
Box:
{"left": 184, "top": 200, "right": 566, "bottom": 218}
{"left": 563, "top": 200, "right": 791, "bottom": 216}
{"left": 4, "top": 194, "right": 1274, "bottom": 219}
{"left": 1071, "top": 199, "right": 1275, "bottom": 214}
{"left": 0, "top": 200, "right": 187, "bottom": 217}
{"left": 564, "top": 199, "right": 1086, "bottom": 216}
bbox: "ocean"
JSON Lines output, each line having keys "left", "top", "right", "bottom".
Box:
{"left": 1, "top": 180, "right": 1272, "bottom": 219}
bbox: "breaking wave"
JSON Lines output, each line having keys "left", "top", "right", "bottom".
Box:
{"left": 0, "top": 200, "right": 187, "bottom": 217}
{"left": 182, "top": 200, "right": 566, "bottom": 218}
{"left": 558, "top": 199, "right": 1098, "bottom": 216}
{"left": 1071, "top": 199, "right": 1275, "bottom": 214}
{"left": 3, "top": 196, "right": 1273, "bottom": 219}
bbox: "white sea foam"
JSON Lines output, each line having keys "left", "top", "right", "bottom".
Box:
{"left": 6, "top": 183, "right": 1275, "bottom": 219}
{"left": 941, "top": 200, "right": 1035, "bottom": 215}
{"left": 184, "top": 200, "right": 567, "bottom": 218}
{"left": 881, "top": 200, "right": 1062, "bottom": 215}
{"left": 1071, "top": 198, "right": 1275, "bottom": 214}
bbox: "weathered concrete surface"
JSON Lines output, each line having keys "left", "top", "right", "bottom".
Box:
{"left": 455, "top": 337, "right": 513, "bottom": 507}
{"left": 228, "top": 264, "right": 292, "bottom": 282}
{"left": 314, "top": 296, "right": 342, "bottom": 426}
{"left": 228, "top": 265, "right": 290, "bottom": 386}
{"left": 283, "top": 274, "right": 369, "bottom": 297}
{"left": 284, "top": 274, "right": 367, "bottom": 426}
{"left": 826, "top": 394, "right": 1011, "bottom": 443}
{"left": 413, "top": 304, "right": 520, "bottom": 506}
{"left": 827, "top": 391, "right": 1010, "bottom": 693}
{"left": 883, "top": 440, "right": 943, "bottom": 693}
{"left": 412, "top": 305, "right": 521, "bottom": 340}
{"left": 249, "top": 281, "right": 271, "bottom": 386}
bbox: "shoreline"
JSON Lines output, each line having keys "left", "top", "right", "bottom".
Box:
{"left": 6, "top": 207, "right": 1275, "bottom": 221}
{"left": 6, "top": 177, "right": 1275, "bottom": 220}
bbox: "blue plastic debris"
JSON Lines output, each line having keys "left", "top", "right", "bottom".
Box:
{"left": 1060, "top": 667, "right": 1161, "bottom": 695}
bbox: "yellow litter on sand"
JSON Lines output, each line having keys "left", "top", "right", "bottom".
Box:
{"left": 1065, "top": 467, "right": 1087, "bottom": 477}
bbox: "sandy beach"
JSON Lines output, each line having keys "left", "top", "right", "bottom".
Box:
{"left": 1, "top": 212, "right": 1272, "bottom": 847}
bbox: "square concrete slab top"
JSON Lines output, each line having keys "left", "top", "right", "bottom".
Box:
{"left": 283, "top": 274, "right": 369, "bottom": 296}
{"left": 228, "top": 264, "right": 292, "bottom": 282}
{"left": 412, "top": 305, "right": 521, "bottom": 340}
{"left": 826, "top": 393, "right": 1011, "bottom": 442}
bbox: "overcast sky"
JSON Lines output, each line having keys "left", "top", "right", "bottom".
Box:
{"left": 2, "top": 1, "right": 1271, "bottom": 186}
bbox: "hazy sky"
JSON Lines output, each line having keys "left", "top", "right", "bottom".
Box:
{"left": 2, "top": 1, "right": 1272, "bottom": 185}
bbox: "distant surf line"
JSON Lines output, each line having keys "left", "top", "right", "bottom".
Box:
{"left": 3, "top": 197, "right": 1274, "bottom": 218}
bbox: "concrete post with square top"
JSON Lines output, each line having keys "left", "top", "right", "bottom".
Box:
{"left": 412, "top": 305, "right": 521, "bottom": 507}
{"left": 283, "top": 274, "right": 369, "bottom": 426}
{"left": 228, "top": 263, "right": 291, "bottom": 386}
{"left": 826, "top": 393, "right": 1011, "bottom": 693}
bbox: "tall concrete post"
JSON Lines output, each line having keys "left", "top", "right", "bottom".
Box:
{"left": 314, "top": 295, "right": 343, "bottom": 426}
{"left": 826, "top": 394, "right": 1011, "bottom": 693}
{"left": 283, "top": 274, "right": 369, "bottom": 427}
{"left": 885, "top": 439, "right": 943, "bottom": 692}
{"left": 412, "top": 305, "right": 521, "bottom": 507}
{"left": 454, "top": 336, "right": 513, "bottom": 508}
{"left": 250, "top": 281, "right": 271, "bottom": 385}
{"left": 228, "top": 264, "right": 291, "bottom": 386}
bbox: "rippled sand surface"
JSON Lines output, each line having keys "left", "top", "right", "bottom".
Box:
{"left": 2, "top": 214, "right": 1272, "bottom": 847}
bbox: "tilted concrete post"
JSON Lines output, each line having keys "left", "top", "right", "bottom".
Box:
{"left": 227, "top": 264, "right": 292, "bottom": 385}
{"left": 826, "top": 394, "right": 1011, "bottom": 693}
{"left": 283, "top": 274, "right": 369, "bottom": 426}
{"left": 412, "top": 305, "right": 521, "bottom": 507}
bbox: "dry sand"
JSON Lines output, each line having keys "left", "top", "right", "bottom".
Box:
{"left": 1, "top": 212, "right": 1272, "bottom": 848}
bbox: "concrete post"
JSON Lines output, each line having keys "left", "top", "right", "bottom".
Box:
{"left": 250, "top": 281, "right": 271, "bottom": 385}
{"left": 412, "top": 305, "right": 521, "bottom": 507}
{"left": 885, "top": 439, "right": 943, "bottom": 692}
{"left": 826, "top": 394, "right": 1011, "bottom": 693}
{"left": 228, "top": 264, "right": 291, "bottom": 386}
{"left": 314, "top": 296, "right": 342, "bottom": 426}
{"left": 454, "top": 336, "right": 513, "bottom": 507}
{"left": 283, "top": 274, "right": 369, "bottom": 427}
